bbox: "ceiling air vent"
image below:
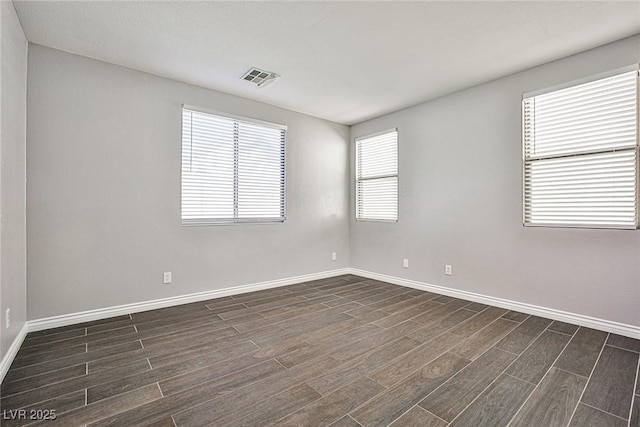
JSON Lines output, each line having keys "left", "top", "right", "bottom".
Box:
{"left": 242, "top": 67, "right": 280, "bottom": 88}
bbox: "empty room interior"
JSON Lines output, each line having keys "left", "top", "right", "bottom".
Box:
{"left": 1, "top": 1, "right": 640, "bottom": 426}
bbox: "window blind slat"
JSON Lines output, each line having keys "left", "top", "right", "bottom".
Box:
{"left": 356, "top": 130, "right": 398, "bottom": 221}
{"left": 522, "top": 69, "right": 638, "bottom": 229}
{"left": 181, "top": 109, "right": 286, "bottom": 224}
{"left": 523, "top": 149, "right": 638, "bottom": 228}
{"left": 523, "top": 70, "right": 638, "bottom": 159}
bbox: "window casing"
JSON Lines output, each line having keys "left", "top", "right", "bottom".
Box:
{"left": 522, "top": 66, "right": 639, "bottom": 229}
{"left": 355, "top": 129, "right": 398, "bottom": 222}
{"left": 181, "top": 107, "right": 286, "bottom": 225}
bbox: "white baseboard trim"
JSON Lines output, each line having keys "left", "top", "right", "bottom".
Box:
{"left": 349, "top": 268, "right": 640, "bottom": 339}
{"left": 0, "top": 323, "right": 28, "bottom": 383}
{"left": 27, "top": 268, "right": 351, "bottom": 333}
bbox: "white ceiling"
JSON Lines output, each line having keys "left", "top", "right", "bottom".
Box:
{"left": 12, "top": 1, "right": 640, "bottom": 125}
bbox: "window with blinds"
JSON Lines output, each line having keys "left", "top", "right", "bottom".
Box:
{"left": 181, "top": 107, "right": 286, "bottom": 225}
{"left": 356, "top": 129, "right": 398, "bottom": 221}
{"left": 523, "top": 67, "right": 639, "bottom": 229}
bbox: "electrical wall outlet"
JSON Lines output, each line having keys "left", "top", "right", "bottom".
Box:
{"left": 163, "top": 272, "right": 172, "bottom": 284}
{"left": 403, "top": 259, "right": 409, "bottom": 268}
{"left": 445, "top": 264, "right": 453, "bottom": 276}
{"left": 332, "top": 252, "right": 337, "bottom": 261}
{"left": 5, "top": 309, "right": 10, "bottom": 329}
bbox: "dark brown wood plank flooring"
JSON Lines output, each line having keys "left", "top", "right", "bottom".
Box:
{"left": 1, "top": 275, "right": 639, "bottom": 426}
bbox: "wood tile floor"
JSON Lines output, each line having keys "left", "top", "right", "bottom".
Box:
{"left": 2, "top": 275, "right": 639, "bottom": 426}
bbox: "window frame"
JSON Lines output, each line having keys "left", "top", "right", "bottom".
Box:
{"left": 521, "top": 65, "right": 640, "bottom": 230}
{"left": 355, "top": 128, "right": 399, "bottom": 223}
{"left": 181, "top": 105, "right": 287, "bottom": 226}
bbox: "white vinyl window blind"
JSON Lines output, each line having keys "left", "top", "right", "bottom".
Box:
{"left": 181, "top": 107, "right": 286, "bottom": 225}
{"left": 356, "top": 129, "right": 398, "bottom": 221}
{"left": 523, "top": 67, "right": 639, "bottom": 229}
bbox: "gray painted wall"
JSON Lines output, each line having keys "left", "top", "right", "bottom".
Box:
{"left": 27, "top": 45, "right": 350, "bottom": 319}
{"left": 23, "top": 34, "right": 640, "bottom": 330}
{"left": 1, "top": 1, "right": 28, "bottom": 360}
{"left": 350, "top": 35, "right": 640, "bottom": 328}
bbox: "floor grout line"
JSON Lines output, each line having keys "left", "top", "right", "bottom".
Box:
{"left": 272, "top": 358, "right": 289, "bottom": 371}
{"left": 503, "top": 371, "right": 537, "bottom": 386}
{"left": 157, "top": 381, "right": 164, "bottom": 398}
{"left": 551, "top": 366, "right": 589, "bottom": 380}
{"left": 565, "top": 332, "right": 610, "bottom": 427}
{"left": 502, "top": 322, "right": 580, "bottom": 427}
{"left": 605, "top": 343, "right": 640, "bottom": 355}
{"left": 18, "top": 327, "right": 142, "bottom": 357}
{"left": 423, "top": 407, "right": 449, "bottom": 425}
{"left": 427, "top": 317, "right": 552, "bottom": 421}
{"left": 1, "top": 355, "right": 162, "bottom": 405}
{"left": 4, "top": 360, "right": 91, "bottom": 386}
{"left": 626, "top": 355, "right": 640, "bottom": 427}
{"left": 545, "top": 328, "right": 576, "bottom": 336}
{"left": 580, "top": 401, "right": 629, "bottom": 421}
